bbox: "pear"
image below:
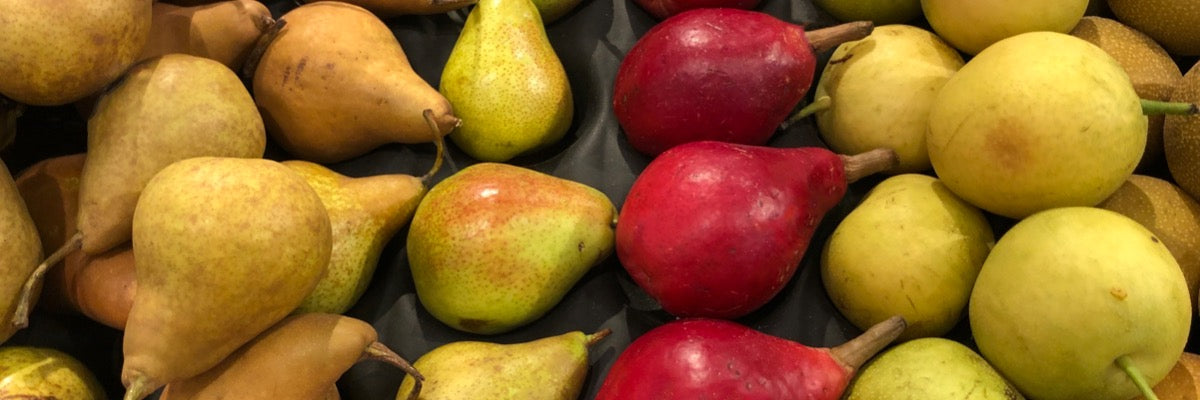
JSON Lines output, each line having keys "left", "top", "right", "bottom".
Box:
{"left": 160, "top": 313, "right": 422, "bottom": 400}
{"left": 970, "top": 207, "right": 1191, "bottom": 400}
{"left": 845, "top": 337, "right": 1024, "bottom": 399}
{"left": 0, "top": 160, "right": 41, "bottom": 343}
{"left": 440, "top": 0, "right": 574, "bottom": 162}
{"left": 919, "top": 0, "right": 1087, "bottom": 55}
{"left": 1130, "top": 352, "right": 1200, "bottom": 400}
{"left": 1070, "top": 16, "right": 1184, "bottom": 172}
{"left": 529, "top": 0, "right": 584, "bottom": 23}
{"left": 814, "top": 24, "right": 964, "bottom": 173}
{"left": 139, "top": 0, "right": 275, "bottom": 70}
{"left": 406, "top": 163, "right": 616, "bottom": 335}
{"left": 821, "top": 174, "right": 993, "bottom": 340}
{"left": 812, "top": 0, "right": 921, "bottom": 24}
{"left": 121, "top": 157, "right": 332, "bottom": 400}
{"left": 322, "top": 0, "right": 477, "bottom": 18}
{"left": 0, "top": 0, "right": 152, "bottom": 106}
{"left": 394, "top": 329, "right": 609, "bottom": 400}
{"left": 0, "top": 346, "right": 106, "bottom": 399}
{"left": 926, "top": 32, "right": 1146, "bottom": 219}
{"left": 1165, "top": 62, "right": 1200, "bottom": 201}
{"left": 1108, "top": 0, "right": 1200, "bottom": 56}
{"left": 252, "top": 1, "right": 459, "bottom": 164}
{"left": 1098, "top": 175, "right": 1200, "bottom": 308}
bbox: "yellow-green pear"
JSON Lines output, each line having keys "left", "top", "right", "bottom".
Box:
{"left": 394, "top": 330, "right": 609, "bottom": 400}
{"left": 122, "top": 157, "right": 332, "bottom": 400}
{"left": 970, "top": 207, "right": 1191, "bottom": 400}
{"left": 926, "top": 32, "right": 1146, "bottom": 218}
{"left": 814, "top": 25, "right": 964, "bottom": 173}
{"left": 821, "top": 174, "right": 992, "bottom": 341}
{"left": 0, "top": 0, "right": 152, "bottom": 106}
{"left": 0, "top": 161, "right": 41, "bottom": 344}
{"left": 0, "top": 346, "right": 106, "bottom": 399}
{"left": 844, "top": 337, "right": 1024, "bottom": 399}
{"left": 919, "top": 0, "right": 1087, "bottom": 55}
{"left": 440, "top": 0, "right": 574, "bottom": 162}
{"left": 406, "top": 163, "right": 615, "bottom": 335}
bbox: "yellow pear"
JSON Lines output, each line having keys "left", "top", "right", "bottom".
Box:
{"left": 0, "top": 160, "right": 40, "bottom": 343}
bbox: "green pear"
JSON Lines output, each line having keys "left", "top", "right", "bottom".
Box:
{"left": 394, "top": 330, "right": 609, "bottom": 400}
{"left": 845, "top": 337, "right": 1024, "bottom": 399}
{"left": 121, "top": 157, "right": 332, "bottom": 400}
{"left": 926, "top": 32, "right": 1146, "bottom": 219}
{"left": 0, "top": 346, "right": 106, "bottom": 399}
{"left": 0, "top": 161, "right": 41, "bottom": 343}
{"left": 406, "top": 163, "right": 615, "bottom": 335}
{"left": 440, "top": 0, "right": 574, "bottom": 162}
{"left": 0, "top": 0, "right": 152, "bottom": 106}
{"left": 812, "top": 0, "right": 921, "bottom": 24}
{"left": 821, "top": 174, "right": 992, "bottom": 341}
{"left": 970, "top": 207, "right": 1191, "bottom": 400}
{"left": 285, "top": 161, "right": 430, "bottom": 314}
{"left": 814, "top": 24, "right": 964, "bottom": 173}
{"left": 919, "top": 0, "right": 1087, "bottom": 54}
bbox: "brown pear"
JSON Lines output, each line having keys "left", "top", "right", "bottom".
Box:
{"left": 139, "top": 0, "right": 275, "bottom": 70}
{"left": 0, "top": 160, "right": 41, "bottom": 343}
{"left": 159, "top": 313, "right": 422, "bottom": 400}
{"left": 67, "top": 246, "right": 136, "bottom": 331}
{"left": 324, "top": 0, "right": 476, "bottom": 18}
{"left": 1108, "top": 0, "right": 1200, "bottom": 56}
{"left": 1131, "top": 352, "right": 1200, "bottom": 400}
{"left": 1098, "top": 175, "right": 1200, "bottom": 308}
{"left": 1166, "top": 62, "right": 1200, "bottom": 200}
{"left": 0, "top": 0, "right": 153, "bottom": 106}
{"left": 252, "top": 1, "right": 459, "bottom": 164}
{"left": 1070, "top": 16, "right": 1183, "bottom": 172}
{"left": 121, "top": 157, "right": 332, "bottom": 400}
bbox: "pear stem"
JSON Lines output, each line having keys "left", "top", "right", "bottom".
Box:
{"left": 0, "top": 95, "right": 22, "bottom": 152}
{"left": 241, "top": 17, "right": 287, "bottom": 83}
{"left": 421, "top": 109, "right": 447, "bottom": 183}
{"left": 12, "top": 231, "right": 82, "bottom": 329}
{"left": 805, "top": 21, "right": 873, "bottom": 54}
{"left": 828, "top": 315, "right": 905, "bottom": 374}
{"left": 839, "top": 148, "right": 898, "bottom": 183}
{"left": 123, "top": 372, "right": 159, "bottom": 400}
{"left": 362, "top": 341, "right": 423, "bottom": 400}
{"left": 1116, "top": 355, "right": 1160, "bottom": 400}
{"left": 1141, "top": 99, "right": 1198, "bottom": 116}
{"left": 586, "top": 328, "right": 612, "bottom": 347}
{"left": 781, "top": 96, "right": 832, "bottom": 130}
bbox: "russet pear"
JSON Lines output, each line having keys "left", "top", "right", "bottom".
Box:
{"left": 139, "top": 0, "right": 275, "bottom": 70}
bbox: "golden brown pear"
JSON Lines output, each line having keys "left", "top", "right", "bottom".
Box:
{"left": 1108, "top": 0, "right": 1200, "bottom": 56}
{"left": 139, "top": 0, "right": 275, "bottom": 70}
{"left": 253, "top": 1, "right": 458, "bottom": 164}
{"left": 0, "top": 0, "right": 153, "bottom": 106}
{"left": 1166, "top": 62, "right": 1200, "bottom": 200}
{"left": 0, "top": 161, "right": 41, "bottom": 344}
{"left": 160, "top": 313, "right": 422, "bottom": 400}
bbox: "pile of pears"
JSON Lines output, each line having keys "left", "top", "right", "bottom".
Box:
{"left": 5, "top": 0, "right": 1200, "bottom": 399}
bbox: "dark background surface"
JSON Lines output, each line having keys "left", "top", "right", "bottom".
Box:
{"left": 2, "top": 0, "right": 1197, "bottom": 399}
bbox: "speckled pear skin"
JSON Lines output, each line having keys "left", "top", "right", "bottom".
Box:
{"left": 406, "top": 163, "right": 615, "bottom": 335}
{"left": 79, "top": 53, "right": 266, "bottom": 256}
{"left": 0, "top": 0, "right": 152, "bottom": 106}
{"left": 0, "top": 346, "right": 106, "bottom": 399}
{"left": 394, "top": 331, "right": 593, "bottom": 400}
{"left": 159, "top": 313, "right": 386, "bottom": 400}
{"left": 284, "top": 160, "right": 427, "bottom": 314}
{"left": 121, "top": 157, "right": 331, "bottom": 399}
{"left": 0, "top": 161, "right": 41, "bottom": 344}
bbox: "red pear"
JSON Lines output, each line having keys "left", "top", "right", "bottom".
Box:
{"left": 612, "top": 9, "right": 872, "bottom": 156}
{"left": 616, "top": 141, "right": 896, "bottom": 319}
{"left": 595, "top": 316, "right": 906, "bottom": 399}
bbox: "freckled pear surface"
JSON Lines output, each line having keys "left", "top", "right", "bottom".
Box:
{"left": 406, "top": 163, "right": 615, "bottom": 335}
{"left": 0, "top": 346, "right": 106, "bottom": 399}
{"left": 926, "top": 31, "right": 1146, "bottom": 219}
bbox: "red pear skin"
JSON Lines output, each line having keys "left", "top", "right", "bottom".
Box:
{"left": 616, "top": 141, "right": 895, "bottom": 318}
{"left": 595, "top": 316, "right": 906, "bottom": 399}
{"left": 612, "top": 9, "right": 871, "bottom": 156}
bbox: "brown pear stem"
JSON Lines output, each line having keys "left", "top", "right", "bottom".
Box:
{"left": 362, "top": 341, "right": 423, "bottom": 400}
{"left": 123, "top": 371, "right": 160, "bottom": 400}
{"left": 586, "top": 328, "right": 613, "bottom": 347}
{"left": 0, "top": 95, "right": 22, "bottom": 152}
{"left": 241, "top": 17, "right": 287, "bottom": 83}
{"left": 828, "top": 316, "right": 906, "bottom": 374}
{"left": 421, "top": 109, "right": 447, "bottom": 183}
{"left": 805, "top": 21, "right": 874, "bottom": 54}
{"left": 12, "top": 231, "right": 83, "bottom": 329}
{"left": 839, "top": 148, "right": 898, "bottom": 183}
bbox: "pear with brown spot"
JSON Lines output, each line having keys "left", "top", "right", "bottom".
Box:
{"left": 160, "top": 313, "right": 423, "bottom": 400}
{"left": 406, "top": 163, "right": 616, "bottom": 335}
{"left": 0, "top": 346, "right": 106, "bottom": 399}
{"left": 252, "top": 1, "right": 458, "bottom": 164}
